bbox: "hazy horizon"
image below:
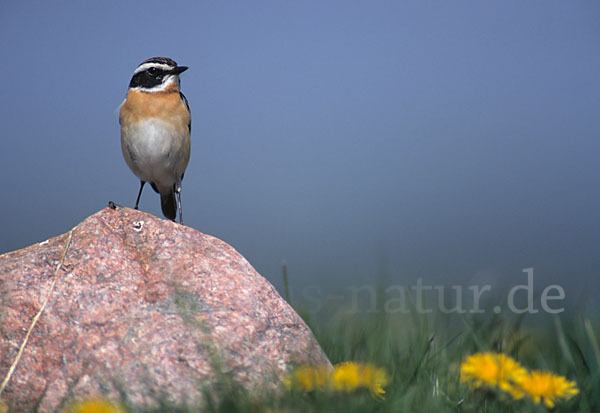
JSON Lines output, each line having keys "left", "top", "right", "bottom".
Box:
{"left": 1, "top": 2, "right": 598, "bottom": 313}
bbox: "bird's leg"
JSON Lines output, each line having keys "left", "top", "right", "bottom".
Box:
{"left": 135, "top": 181, "right": 146, "bottom": 210}
{"left": 175, "top": 183, "right": 183, "bottom": 225}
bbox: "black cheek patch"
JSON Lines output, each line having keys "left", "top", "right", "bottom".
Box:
{"left": 129, "top": 72, "right": 162, "bottom": 89}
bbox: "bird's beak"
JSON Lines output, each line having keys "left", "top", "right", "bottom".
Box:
{"left": 170, "top": 66, "right": 188, "bottom": 75}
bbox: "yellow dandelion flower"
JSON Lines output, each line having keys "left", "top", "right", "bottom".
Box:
{"left": 332, "top": 362, "right": 390, "bottom": 399}
{"left": 460, "top": 352, "right": 528, "bottom": 399}
{"left": 285, "top": 362, "right": 389, "bottom": 399}
{"left": 284, "top": 364, "right": 332, "bottom": 392}
{"left": 332, "top": 362, "right": 362, "bottom": 391}
{"left": 518, "top": 370, "right": 578, "bottom": 408}
{"left": 65, "top": 398, "right": 125, "bottom": 413}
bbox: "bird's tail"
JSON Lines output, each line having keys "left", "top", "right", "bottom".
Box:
{"left": 160, "top": 190, "right": 177, "bottom": 221}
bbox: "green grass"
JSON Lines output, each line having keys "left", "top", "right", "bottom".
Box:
{"left": 56, "top": 295, "right": 600, "bottom": 413}
{"left": 193, "top": 298, "right": 599, "bottom": 413}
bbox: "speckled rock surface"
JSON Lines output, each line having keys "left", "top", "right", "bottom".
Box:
{"left": 0, "top": 207, "right": 330, "bottom": 411}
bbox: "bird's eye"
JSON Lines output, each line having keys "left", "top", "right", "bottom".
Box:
{"left": 148, "top": 68, "right": 159, "bottom": 76}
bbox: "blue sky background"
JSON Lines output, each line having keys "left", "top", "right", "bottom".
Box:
{"left": 1, "top": 1, "right": 599, "bottom": 308}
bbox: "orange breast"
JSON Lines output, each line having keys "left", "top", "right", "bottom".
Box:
{"left": 120, "top": 87, "right": 190, "bottom": 129}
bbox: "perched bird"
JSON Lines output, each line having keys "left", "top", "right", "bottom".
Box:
{"left": 119, "top": 57, "right": 191, "bottom": 224}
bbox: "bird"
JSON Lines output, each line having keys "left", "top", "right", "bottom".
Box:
{"left": 119, "top": 57, "right": 191, "bottom": 224}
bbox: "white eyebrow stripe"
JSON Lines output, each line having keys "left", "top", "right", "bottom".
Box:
{"left": 133, "top": 62, "right": 173, "bottom": 75}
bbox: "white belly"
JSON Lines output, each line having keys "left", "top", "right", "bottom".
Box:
{"left": 121, "top": 119, "right": 189, "bottom": 193}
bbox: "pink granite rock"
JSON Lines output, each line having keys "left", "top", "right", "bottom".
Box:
{"left": 0, "top": 207, "right": 330, "bottom": 411}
